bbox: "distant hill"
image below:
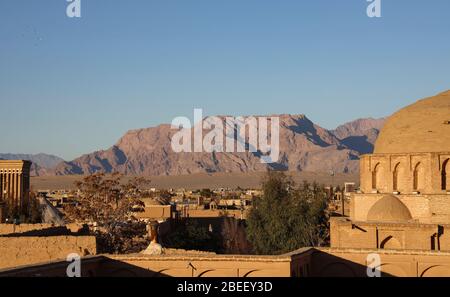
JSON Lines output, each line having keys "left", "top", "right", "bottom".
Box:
{"left": 0, "top": 153, "right": 64, "bottom": 176}
{"left": 331, "top": 118, "right": 385, "bottom": 155}
{"left": 331, "top": 117, "right": 386, "bottom": 140}
{"left": 49, "top": 115, "right": 385, "bottom": 176}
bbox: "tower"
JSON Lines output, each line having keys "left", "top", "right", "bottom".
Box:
{"left": 0, "top": 160, "right": 32, "bottom": 216}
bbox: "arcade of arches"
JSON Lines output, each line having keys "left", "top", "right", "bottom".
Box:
{"left": 363, "top": 154, "right": 449, "bottom": 195}
{"left": 331, "top": 91, "right": 450, "bottom": 257}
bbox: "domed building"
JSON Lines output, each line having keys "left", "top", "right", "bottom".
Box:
{"left": 360, "top": 90, "right": 450, "bottom": 199}
{"left": 331, "top": 90, "right": 450, "bottom": 251}
{"left": 366, "top": 195, "right": 413, "bottom": 223}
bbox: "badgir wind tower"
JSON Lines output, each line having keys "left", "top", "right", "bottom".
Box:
{"left": 0, "top": 160, "right": 32, "bottom": 220}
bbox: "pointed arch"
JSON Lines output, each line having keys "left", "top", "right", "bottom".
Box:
{"left": 393, "top": 163, "right": 399, "bottom": 191}
{"left": 243, "top": 270, "right": 260, "bottom": 277}
{"left": 198, "top": 270, "right": 215, "bottom": 277}
{"left": 413, "top": 162, "right": 424, "bottom": 191}
{"left": 380, "top": 236, "right": 402, "bottom": 250}
{"left": 372, "top": 163, "right": 381, "bottom": 190}
{"left": 442, "top": 159, "right": 449, "bottom": 191}
{"left": 393, "top": 162, "right": 406, "bottom": 192}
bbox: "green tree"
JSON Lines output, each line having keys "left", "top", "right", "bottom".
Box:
{"left": 221, "top": 217, "right": 253, "bottom": 254}
{"left": 163, "top": 219, "right": 219, "bottom": 252}
{"left": 246, "top": 171, "right": 330, "bottom": 255}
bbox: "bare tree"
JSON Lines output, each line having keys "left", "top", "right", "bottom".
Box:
{"left": 64, "top": 173, "right": 150, "bottom": 253}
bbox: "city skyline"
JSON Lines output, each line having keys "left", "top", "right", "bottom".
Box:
{"left": 1, "top": 0, "right": 450, "bottom": 282}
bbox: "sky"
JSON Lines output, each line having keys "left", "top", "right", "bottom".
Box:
{"left": 0, "top": 0, "right": 449, "bottom": 160}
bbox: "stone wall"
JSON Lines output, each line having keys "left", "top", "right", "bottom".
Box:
{"left": 0, "top": 252, "right": 303, "bottom": 277}
{"left": 0, "top": 223, "right": 88, "bottom": 236}
{"left": 360, "top": 153, "right": 450, "bottom": 195}
{"left": 0, "top": 223, "right": 95, "bottom": 270}
{"left": 350, "top": 193, "right": 450, "bottom": 224}
{"left": 314, "top": 248, "right": 450, "bottom": 277}
{"left": 330, "top": 217, "right": 450, "bottom": 251}
{"left": 0, "top": 255, "right": 105, "bottom": 277}
{"left": 3, "top": 247, "right": 450, "bottom": 277}
{"left": 0, "top": 236, "right": 96, "bottom": 270}
{"left": 103, "top": 254, "right": 295, "bottom": 277}
{"left": 0, "top": 224, "right": 67, "bottom": 236}
{"left": 135, "top": 205, "right": 173, "bottom": 220}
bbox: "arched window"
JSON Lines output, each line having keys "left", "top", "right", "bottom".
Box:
{"left": 372, "top": 163, "right": 381, "bottom": 190}
{"left": 443, "top": 159, "right": 449, "bottom": 191}
{"left": 413, "top": 162, "right": 424, "bottom": 191}
{"left": 393, "top": 163, "right": 399, "bottom": 191}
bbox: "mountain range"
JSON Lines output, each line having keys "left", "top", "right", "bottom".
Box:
{"left": 43, "top": 115, "right": 385, "bottom": 176}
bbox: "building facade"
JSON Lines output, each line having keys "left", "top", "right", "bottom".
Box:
{"left": 0, "top": 160, "right": 32, "bottom": 213}
{"left": 331, "top": 90, "right": 450, "bottom": 251}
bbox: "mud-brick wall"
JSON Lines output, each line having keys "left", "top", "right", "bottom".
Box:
{"left": 0, "top": 236, "right": 96, "bottom": 269}
{"left": 0, "top": 223, "right": 88, "bottom": 236}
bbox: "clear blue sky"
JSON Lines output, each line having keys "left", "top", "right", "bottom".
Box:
{"left": 1, "top": 0, "right": 449, "bottom": 160}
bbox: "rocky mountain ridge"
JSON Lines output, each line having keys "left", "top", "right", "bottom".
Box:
{"left": 49, "top": 115, "right": 385, "bottom": 176}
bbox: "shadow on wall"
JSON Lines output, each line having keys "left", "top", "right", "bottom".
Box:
{"left": 96, "top": 258, "right": 171, "bottom": 277}
{"left": 310, "top": 250, "right": 393, "bottom": 277}
{"left": 0, "top": 249, "right": 402, "bottom": 277}
{"left": 0, "top": 227, "right": 88, "bottom": 237}
{"left": 0, "top": 256, "right": 170, "bottom": 277}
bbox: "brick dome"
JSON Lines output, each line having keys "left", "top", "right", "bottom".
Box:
{"left": 367, "top": 194, "right": 412, "bottom": 222}
{"left": 374, "top": 90, "right": 450, "bottom": 154}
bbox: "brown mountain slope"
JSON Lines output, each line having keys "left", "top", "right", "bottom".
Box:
{"left": 332, "top": 118, "right": 385, "bottom": 155}
{"left": 51, "top": 115, "right": 385, "bottom": 176}
{"left": 332, "top": 117, "right": 386, "bottom": 139}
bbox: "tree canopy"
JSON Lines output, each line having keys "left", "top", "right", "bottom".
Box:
{"left": 246, "top": 171, "right": 330, "bottom": 255}
{"left": 64, "top": 173, "right": 150, "bottom": 253}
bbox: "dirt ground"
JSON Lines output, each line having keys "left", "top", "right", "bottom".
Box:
{"left": 31, "top": 171, "right": 358, "bottom": 191}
